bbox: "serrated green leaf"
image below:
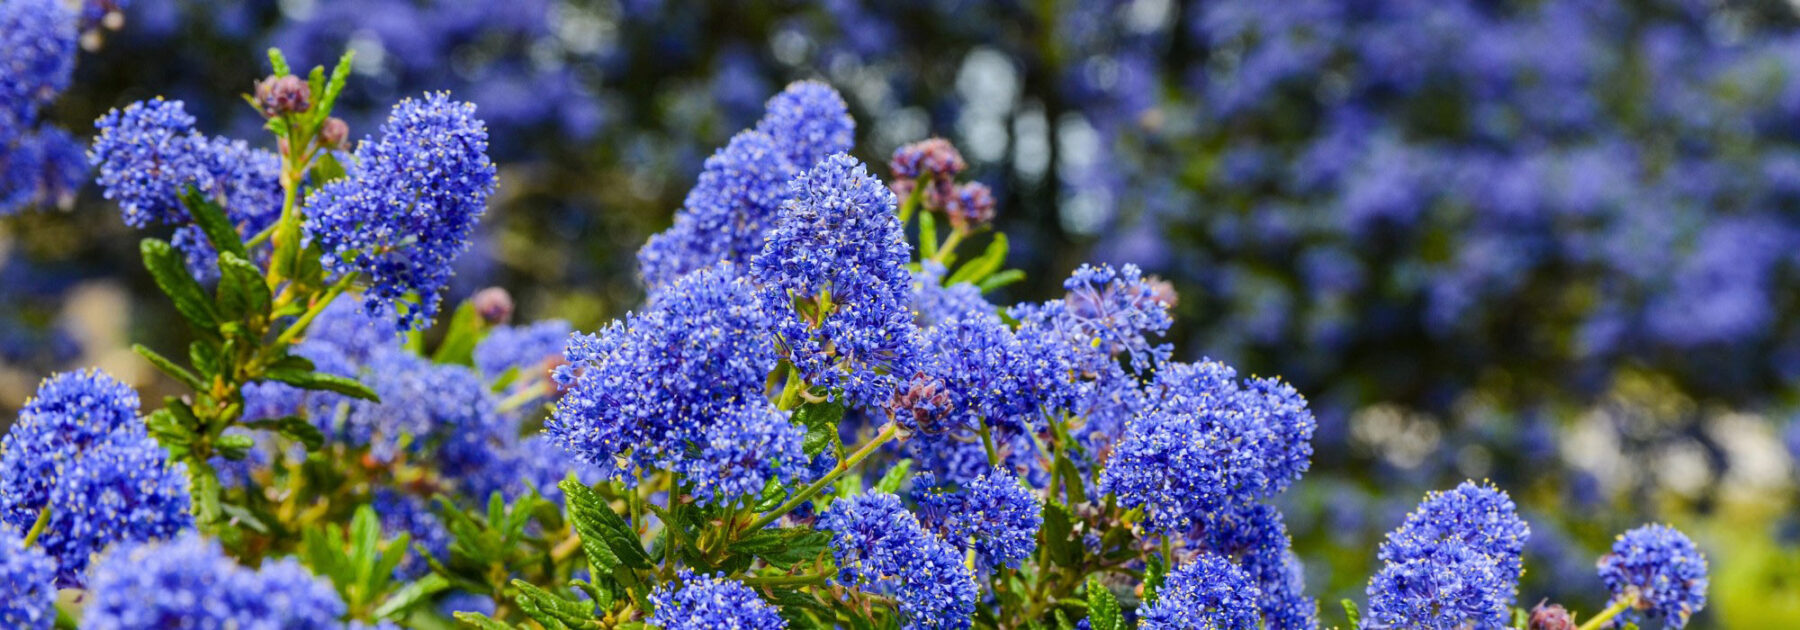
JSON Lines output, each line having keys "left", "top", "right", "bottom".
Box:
{"left": 1143, "top": 554, "right": 1168, "bottom": 607}
{"left": 216, "top": 252, "right": 271, "bottom": 322}
{"left": 1041, "top": 501, "right": 1080, "bottom": 568}
{"left": 794, "top": 399, "right": 845, "bottom": 457}
{"left": 189, "top": 340, "right": 220, "bottom": 377}
{"left": 1341, "top": 598, "right": 1361, "bottom": 628}
{"left": 1085, "top": 577, "right": 1121, "bottom": 630}
{"left": 178, "top": 186, "right": 250, "bottom": 260}
{"left": 267, "top": 353, "right": 316, "bottom": 372}
{"left": 874, "top": 459, "right": 913, "bottom": 494}
{"left": 729, "top": 528, "right": 832, "bottom": 569}
{"left": 216, "top": 433, "right": 255, "bottom": 460}
{"left": 267, "top": 48, "right": 291, "bottom": 77}
{"left": 373, "top": 573, "right": 449, "bottom": 620}
{"left": 561, "top": 479, "right": 650, "bottom": 574}
{"left": 977, "top": 269, "right": 1025, "bottom": 292}
{"left": 143, "top": 410, "right": 193, "bottom": 457}
{"left": 453, "top": 611, "right": 514, "bottom": 629}
{"left": 263, "top": 368, "right": 380, "bottom": 401}
{"left": 133, "top": 344, "right": 204, "bottom": 390}
{"left": 947, "top": 233, "right": 1009, "bottom": 286}
{"left": 513, "top": 579, "right": 598, "bottom": 629}
{"left": 141, "top": 238, "right": 219, "bottom": 333}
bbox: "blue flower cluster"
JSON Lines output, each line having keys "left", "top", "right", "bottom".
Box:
{"left": 819, "top": 492, "right": 977, "bottom": 629}
{"left": 647, "top": 570, "right": 787, "bottom": 630}
{"left": 305, "top": 91, "right": 497, "bottom": 330}
{"left": 82, "top": 533, "right": 345, "bottom": 629}
{"left": 550, "top": 263, "right": 798, "bottom": 502}
{"left": 1365, "top": 482, "right": 1531, "bottom": 629}
{"left": 1187, "top": 504, "right": 1316, "bottom": 629}
{"left": 1139, "top": 553, "right": 1263, "bottom": 630}
{"left": 0, "top": 0, "right": 82, "bottom": 216}
{"left": 0, "top": 370, "right": 192, "bottom": 586}
{"left": 637, "top": 81, "right": 856, "bottom": 288}
{"left": 0, "top": 526, "right": 55, "bottom": 630}
{"left": 473, "top": 319, "right": 571, "bottom": 381}
{"left": 751, "top": 153, "right": 920, "bottom": 409}
{"left": 1598, "top": 524, "right": 1709, "bottom": 629}
{"left": 913, "top": 468, "right": 1042, "bottom": 570}
{"left": 1099, "top": 360, "right": 1314, "bottom": 533}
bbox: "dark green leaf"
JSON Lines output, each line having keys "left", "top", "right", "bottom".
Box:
{"left": 143, "top": 409, "right": 192, "bottom": 458}
{"left": 431, "top": 299, "right": 488, "bottom": 366}
{"left": 189, "top": 341, "right": 220, "bottom": 378}
{"left": 1041, "top": 501, "right": 1080, "bottom": 568}
{"left": 178, "top": 186, "right": 249, "bottom": 260}
{"left": 374, "top": 574, "right": 449, "bottom": 620}
{"left": 215, "top": 251, "right": 271, "bottom": 322}
{"left": 267, "top": 353, "right": 316, "bottom": 372}
{"left": 133, "top": 344, "right": 204, "bottom": 390}
{"left": 216, "top": 433, "right": 255, "bottom": 460}
{"left": 729, "top": 528, "right": 831, "bottom": 569}
{"left": 1085, "top": 577, "right": 1121, "bottom": 630}
{"left": 873, "top": 459, "right": 913, "bottom": 494}
{"left": 141, "top": 238, "right": 219, "bottom": 333}
{"left": 1054, "top": 455, "right": 1088, "bottom": 506}
{"left": 513, "top": 579, "right": 598, "bottom": 629}
{"left": 244, "top": 416, "right": 325, "bottom": 451}
{"left": 794, "top": 399, "right": 845, "bottom": 457}
{"left": 263, "top": 368, "right": 379, "bottom": 401}
{"left": 453, "top": 611, "right": 515, "bottom": 629}
{"left": 1143, "top": 554, "right": 1168, "bottom": 607}
{"left": 561, "top": 479, "right": 651, "bottom": 573}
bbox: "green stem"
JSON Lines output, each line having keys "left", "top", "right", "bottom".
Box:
{"left": 22, "top": 506, "right": 49, "bottom": 547}
{"left": 776, "top": 372, "right": 806, "bottom": 411}
{"left": 931, "top": 227, "right": 967, "bottom": 265}
{"left": 896, "top": 176, "right": 928, "bottom": 224}
{"left": 271, "top": 273, "right": 357, "bottom": 348}
{"left": 918, "top": 208, "right": 940, "bottom": 261}
{"left": 748, "top": 423, "right": 900, "bottom": 531}
{"left": 54, "top": 601, "right": 77, "bottom": 630}
{"left": 976, "top": 420, "right": 1000, "bottom": 468}
{"left": 1577, "top": 597, "right": 1635, "bottom": 630}
{"left": 494, "top": 377, "right": 550, "bottom": 414}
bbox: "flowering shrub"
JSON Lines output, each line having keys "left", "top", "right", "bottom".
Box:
{"left": 0, "top": 44, "right": 1720, "bottom": 628}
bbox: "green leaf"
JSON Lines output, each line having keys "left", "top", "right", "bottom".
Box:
{"left": 918, "top": 209, "right": 940, "bottom": 260}
{"left": 312, "top": 151, "right": 348, "bottom": 183}
{"left": 560, "top": 479, "right": 651, "bottom": 574}
{"left": 267, "top": 353, "right": 316, "bottom": 372}
{"left": 1054, "top": 455, "right": 1088, "bottom": 506}
{"left": 218, "top": 502, "right": 271, "bottom": 534}
{"left": 453, "top": 611, "right": 515, "bottom": 629}
{"left": 1041, "top": 501, "right": 1080, "bottom": 568}
{"left": 244, "top": 416, "right": 325, "bottom": 451}
{"left": 874, "top": 459, "right": 913, "bottom": 494}
{"left": 216, "top": 433, "right": 255, "bottom": 460}
{"left": 190, "top": 341, "right": 220, "bottom": 377}
{"left": 141, "top": 238, "right": 219, "bottom": 333}
{"left": 316, "top": 50, "right": 356, "bottom": 119}
{"left": 513, "top": 579, "right": 599, "bottom": 629}
{"left": 267, "top": 48, "right": 291, "bottom": 77}
{"left": 1085, "top": 577, "right": 1121, "bottom": 630}
{"left": 373, "top": 573, "right": 449, "bottom": 620}
{"left": 977, "top": 268, "right": 1026, "bottom": 292}
{"left": 143, "top": 409, "right": 193, "bottom": 458}
{"left": 1341, "top": 598, "right": 1361, "bottom": 628}
{"left": 133, "top": 344, "right": 205, "bottom": 390}
{"left": 431, "top": 299, "right": 489, "bottom": 366}
{"left": 947, "top": 233, "right": 1009, "bottom": 286}
{"left": 729, "top": 528, "right": 832, "bottom": 569}
{"left": 178, "top": 186, "right": 250, "bottom": 260}
{"left": 305, "top": 65, "right": 326, "bottom": 121}
{"left": 262, "top": 368, "right": 380, "bottom": 401}
{"left": 215, "top": 251, "right": 271, "bottom": 322}
{"left": 1143, "top": 554, "right": 1168, "bottom": 607}
{"left": 794, "top": 399, "right": 845, "bottom": 457}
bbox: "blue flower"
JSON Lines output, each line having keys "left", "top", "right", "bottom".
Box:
{"left": 1381, "top": 481, "right": 1530, "bottom": 586}
{"left": 913, "top": 468, "right": 1041, "bottom": 569}
{"left": 83, "top": 533, "right": 345, "bottom": 629}
{"left": 754, "top": 81, "right": 855, "bottom": 171}
{"left": 0, "top": 0, "right": 75, "bottom": 126}
{"left": 370, "top": 489, "right": 449, "bottom": 579}
{"left": 1188, "top": 503, "right": 1318, "bottom": 630}
{"left": 91, "top": 99, "right": 282, "bottom": 233}
{"left": 1011, "top": 263, "right": 1172, "bottom": 375}
{"left": 1, "top": 126, "right": 86, "bottom": 216}
{"left": 1139, "top": 553, "right": 1264, "bottom": 630}
{"left": 910, "top": 261, "right": 994, "bottom": 327}
{"left": 678, "top": 400, "right": 806, "bottom": 507}
{"left": 463, "top": 434, "right": 602, "bottom": 505}
{"left": 38, "top": 433, "right": 192, "bottom": 586}
{"left": 474, "top": 319, "right": 572, "bottom": 381}
{"left": 819, "top": 492, "right": 977, "bottom": 629}
{"left": 1364, "top": 482, "right": 1530, "bottom": 630}
{"left": 1598, "top": 524, "right": 1708, "bottom": 629}
{"left": 648, "top": 569, "right": 787, "bottom": 630}
{"left": 915, "top": 312, "right": 1038, "bottom": 436}
{"left": 549, "top": 263, "right": 775, "bottom": 486}
{"left": 751, "top": 153, "right": 920, "bottom": 409}
{"left": 1098, "top": 360, "right": 1315, "bottom": 533}
{"left": 341, "top": 350, "right": 506, "bottom": 469}
{"left": 637, "top": 130, "right": 798, "bottom": 288}
{"left": 0, "top": 526, "right": 54, "bottom": 630}
{"left": 1, "top": 369, "right": 141, "bottom": 530}
{"left": 304, "top": 92, "right": 497, "bottom": 330}
{"left": 302, "top": 295, "right": 403, "bottom": 363}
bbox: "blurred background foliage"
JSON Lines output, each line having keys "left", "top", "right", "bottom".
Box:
{"left": 4, "top": 0, "right": 1800, "bottom": 625}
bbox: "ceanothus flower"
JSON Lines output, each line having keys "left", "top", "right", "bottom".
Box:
{"left": 0, "top": 526, "right": 54, "bottom": 630}
{"left": 1597, "top": 524, "right": 1708, "bottom": 629}
{"left": 2, "top": 126, "right": 86, "bottom": 216}
{"left": 648, "top": 570, "right": 787, "bottom": 630}
{"left": 754, "top": 80, "right": 856, "bottom": 171}
{"left": 38, "top": 433, "right": 192, "bottom": 586}
{"left": 751, "top": 153, "right": 920, "bottom": 409}
{"left": 1011, "top": 263, "right": 1172, "bottom": 375}
{"left": 1, "top": 369, "right": 141, "bottom": 529}
{"left": 678, "top": 400, "right": 806, "bottom": 507}
{"left": 302, "top": 294, "right": 403, "bottom": 362}
{"left": 549, "top": 263, "right": 775, "bottom": 485}
{"left": 1098, "top": 360, "right": 1315, "bottom": 533}
{"left": 0, "top": 0, "right": 75, "bottom": 127}
{"left": 1139, "top": 553, "right": 1264, "bottom": 630}
{"left": 1382, "top": 481, "right": 1530, "bottom": 586}
{"left": 474, "top": 319, "right": 572, "bottom": 380}
{"left": 910, "top": 261, "right": 994, "bottom": 327}
{"left": 83, "top": 533, "right": 345, "bottom": 629}
{"left": 90, "top": 99, "right": 283, "bottom": 232}
{"left": 1188, "top": 503, "right": 1318, "bottom": 630}
{"left": 463, "top": 434, "right": 602, "bottom": 505}
{"left": 305, "top": 92, "right": 497, "bottom": 330}
{"left": 819, "top": 492, "right": 977, "bottom": 629}
{"left": 341, "top": 350, "right": 506, "bottom": 470}
{"left": 371, "top": 489, "right": 449, "bottom": 579}
{"left": 637, "top": 81, "right": 854, "bottom": 288}
{"left": 910, "top": 311, "right": 1037, "bottom": 436}
{"left": 913, "top": 468, "right": 1041, "bottom": 569}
